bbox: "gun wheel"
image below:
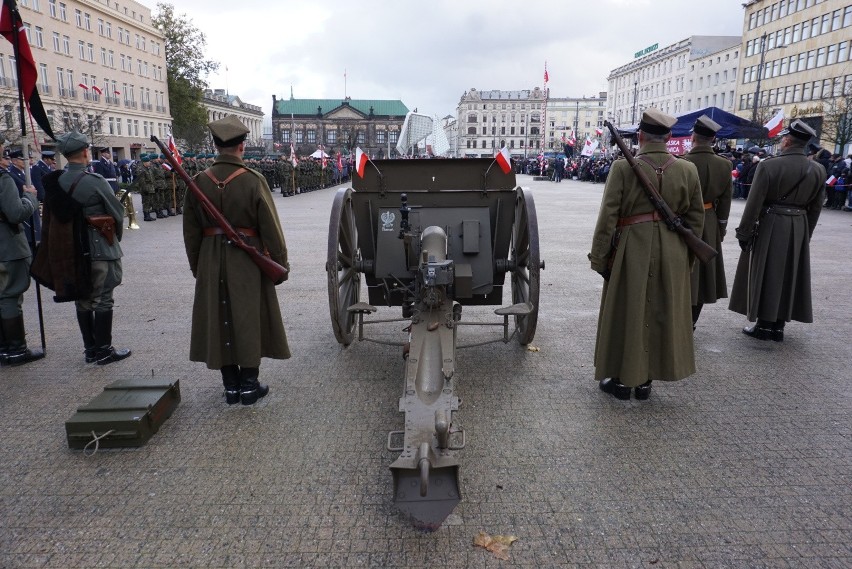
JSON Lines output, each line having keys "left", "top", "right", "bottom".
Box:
{"left": 509, "top": 188, "right": 541, "bottom": 345}
{"left": 327, "top": 187, "right": 361, "bottom": 345}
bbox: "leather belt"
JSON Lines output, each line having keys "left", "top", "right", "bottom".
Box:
{"left": 202, "top": 226, "right": 257, "bottom": 237}
{"left": 617, "top": 210, "right": 663, "bottom": 227}
{"left": 104, "top": 178, "right": 117, "bottom": 181}
{"left": 766, "top": 205, "right": 805, "bottom": 215}
{"left": 703, "top": 202, "right": 714, "bottom": 210}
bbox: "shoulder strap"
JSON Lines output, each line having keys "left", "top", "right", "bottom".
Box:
{"left": 67, "top": 171, "right": 88, "bottom": 198}
{"left": 776, "top": 163, "right": 813, "bottom": 203}
{"left": 637, "top": 154, "right": 678, "bottom": 193}
{"left": 203, "top": 166, "right": 248, "bottom": 189}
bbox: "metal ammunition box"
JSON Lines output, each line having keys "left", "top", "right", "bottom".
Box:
{"left": 65, "top": 379, "right": 180, "bottom": 450}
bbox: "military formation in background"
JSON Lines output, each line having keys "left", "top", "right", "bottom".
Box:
{"left": 127, "top": 153, "right": 352, "bottom": 222}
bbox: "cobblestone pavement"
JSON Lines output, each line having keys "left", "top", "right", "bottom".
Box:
{"left": 1, "top": 174, "right": 850, "bottom": 569}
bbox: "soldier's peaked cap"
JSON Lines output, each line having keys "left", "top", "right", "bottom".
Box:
{"left": 638, "top": 107, "right": 677, "bottom": 135}
{"left": 208, "top": 115, "right": 249, "bottom": 147}
{"left": 56, "top": 132, "right": 89, "bottom": 156}
{"left": 778, "top": 119, "right": 816, "bottom": 141}
{"left": 692, "top": 115, "right": 722, "bottom": 137}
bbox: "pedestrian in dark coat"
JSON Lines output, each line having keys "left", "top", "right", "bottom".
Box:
{"left": 729, "top": 119, "right": 826, "bottom": 342}
{"left": 682, "top": 116, "right": 733, "bottom": 327}
{"left": 588, "top": 108, "right": 704, "bottom": 401}
{"left": 183, "top": 115, "right": 290, "bottom": 406}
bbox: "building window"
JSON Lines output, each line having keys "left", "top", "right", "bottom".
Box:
{"left": 389, "top": 131, "right": 398, "bottom": 144}
{"left": 376, "top": 130, "right": 385, "bottom": 144}
{"left": 48, "top": 0, "right": 55, "bottom": 17}
{"left": 74, "top": 8, "right": 81, "bottom": 27}
{"left": 84, "top": 12, "right": 90, "bottom": 30}
{"left": 62, "top": 35, "right": 69, "bottom": 55}
{"left": 326, "top": 130, "right": 336, "bottom": 144}
{"left": 58, "top": 2, "right": 65, "bottom": 21}
{"left": 34, "top": 26, "right": 43, "bottom": 48}
{"left": 357, "top": 131, "right": 365, "bottom": 144}
{"left": 307, "top": 129, "right": 316, "bottom": 143}
{"left": 295, "top": 131, "right": 303, "bottom": 143}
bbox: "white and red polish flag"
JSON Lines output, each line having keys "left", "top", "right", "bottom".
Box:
{"left": 595, "top": 128, "right": 603, "bottom": 136}
{"left": 495, "top": 146, "right": 512, "bottom": 174}
{"left": 92, "top": 85, "right": 102, "bottom": 95}
{"left": 167, "top": 132, "right": 182, "bottom": 165}
{"left": 355, "top": 147, "right": 368, "bottom": 178}
{"left": 764, "top": 109, "right": 784, "bottom": 138}
{"left": 826, "top": 175, "right": 837, "bottom": 186}
{"left": 290, "top": 142, "right": 298, "bottom": 166}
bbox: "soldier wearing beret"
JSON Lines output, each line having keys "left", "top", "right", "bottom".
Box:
{"left": 729, "top": 119, "right": 826, "bottom": 342}
{"left": 682, "top": 115, "right": 733, "bottom": 328}
{"left": 183, "top": 116, "right": 290, "bottom": 406}
{"left": 589, "top": 108, "right": 704, "bottom": 401}
{"left": 53, "top": 132, "right": 131, "bottom": 365}
{"left": 0, "top": 140, "right": 43, "bottom": 365}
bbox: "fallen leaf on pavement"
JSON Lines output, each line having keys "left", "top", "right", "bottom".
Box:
{"left": 474, "top": 531, "right": 519, "bottom": 560}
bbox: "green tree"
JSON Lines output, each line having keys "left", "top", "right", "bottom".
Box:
{"left": 153, "top": 3, "right": 218, "bottom": 147}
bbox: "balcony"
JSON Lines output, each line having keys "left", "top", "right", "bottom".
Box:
{"left": 155, "top": 105, "right": 166, "bottom": 113}
{"left": 91, "top": 93, "right": 100, "bottom": 102}
{"left": 0, "top": 77, "right": 7, "bottom": 87}
{"left": 141, "top": 102, "right": 152, "bottom": 111}
{"left": 125, "top": 101, "right": 137, "bottom": 109}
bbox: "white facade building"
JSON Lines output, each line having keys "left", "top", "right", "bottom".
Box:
{"left": 456, "top": 87, "right": 547, "bottom": 158}
{"left": 0, "top": 0, "right": 171, "bottom": 159}
{"left": 202, "top": 88, "right": 264, "bottom": 145}
{"left": 607, "top": 36, "right": 741, "bottom": 127}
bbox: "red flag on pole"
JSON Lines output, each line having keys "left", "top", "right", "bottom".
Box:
{"left": 0, "top": 0, "right": 55, "bottom": 139}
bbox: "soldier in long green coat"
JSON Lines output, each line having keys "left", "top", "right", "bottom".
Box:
{"left": 589, "top": 108, "right": 704, "bottom": 401}
{"left": 729, "top": 119, "right": 825, "bottom": 342}
{"left": 682, "top": 116, "right": 733, "bottom": 327}
{"left": 183, "top": 116, "right": 290, "bottom": 406}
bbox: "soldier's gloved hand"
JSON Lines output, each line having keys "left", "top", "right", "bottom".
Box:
{"left": 718, "top": 226, "right": 726, "bottom": 241}
{"left": 738, "top": 239, "right": 750, "bottom": 252}
{"left": 597, "top": 268, "right": 611, "bottom": 281}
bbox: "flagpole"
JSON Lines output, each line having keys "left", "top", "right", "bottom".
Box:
{"left": 541, "top": 61, "right": 548, "bottom": 156}
{"left": 8, "top": 0, "right": 46, "bottom": 354}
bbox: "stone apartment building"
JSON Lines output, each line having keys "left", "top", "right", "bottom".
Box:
{"left": 739, "top": 0, "right": 852, "bottom": 151}
{"left": 607, "top": 36, "right": 742, "bottom": 128}
{"left": 202, "top": 88, "right": 263, "bottom": 148}
{"left": 0, "top": 0, "right": 170, "bottom": 159}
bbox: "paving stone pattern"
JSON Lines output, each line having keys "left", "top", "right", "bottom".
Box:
{"left": 1, "top": 176, "right": 850, "bottom": 568}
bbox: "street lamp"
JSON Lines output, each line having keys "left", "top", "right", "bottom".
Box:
{"left": 751, "top": 33, "right": 786, "bottom": 122}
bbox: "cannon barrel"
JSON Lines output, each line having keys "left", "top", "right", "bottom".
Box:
{"left": 326, "top": 158, "right": 542, "bottom": 529}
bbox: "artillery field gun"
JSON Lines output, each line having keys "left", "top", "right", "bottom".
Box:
{"left": 326, "top": 158, "right": 543, "bottom": 529}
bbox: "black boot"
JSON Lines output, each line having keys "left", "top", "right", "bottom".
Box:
{"left": 692, "top": 303, "right": 703, "bottom": 331}
{"left": 634, "top": 380, "right": 653, "bottom": 400}
{"left": 168, "top": 208, "right": 176, "bottom": 216}
{"left": 76, "top": 310, "right": 97, "bottom": 363}
{"left": 175, "top": 207, "right": 183, "bottom": 215}
{"left": 221, "top": 365, "right": 240, "bottom": 405}
{"left": 143, "top": 211, "right": 155, "bottom": 222}
{"left": 772, "top": 320, "right": 785, "bottom": 342}
{"left": 743, "top": 320, "right": 774, "bottom": 341}
{"left": 156, "top": 210, "right": 166, "bottom": 219}
{"left": 599, "top": 377, "right": 631, "bottom": 400}
{"left": 0, "top": 318, "right": 8, "bottom": 359}
{"left": 93, "top": 310, "right": 131, "bottom": 365}
{"left": 239, "top": 367, "right": 269, "bottom": 406}
{"left": 1, "top": 315, "right": 44, "bottom": 366}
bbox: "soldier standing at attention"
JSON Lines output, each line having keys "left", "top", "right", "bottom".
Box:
{"left": 729, "top": 119, "right": 825, "bottom": 342}
{"left": 183, "top": 116, "right": 290, "bottom": 406}
{"left": 92, "top": 148, "right": 120, "bottom": 194}
{"left": 50, "top": 132, "right": 131, "bottom": 365}
{"left": 588, "top": 108, "right": 704, "bottom": 401}
{"left": 133, "top": 156, "right": 157, "bottom": 222}
{"left": 0, "top": 141, "right": 43, "bottom": 366}
{"left": 682, "top": 116, "right": 733, "bottom": 328}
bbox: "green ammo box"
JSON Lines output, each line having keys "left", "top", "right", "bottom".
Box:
{"left": 65, "top": 379, "right": 181, "bottom": 450}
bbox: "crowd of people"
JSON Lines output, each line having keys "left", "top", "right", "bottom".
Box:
{"left": 517, "top": 155, "right": 616, "bottom": 184}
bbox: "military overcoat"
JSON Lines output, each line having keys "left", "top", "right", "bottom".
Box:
{"left": 183, "top": 154, "right": 290, "bottom": 369}
{"left": 682, "top": 144, "right": 733, "bottom": 304}
{"left": 728, "top": 147, "right": 825, "bottom": 322}
{"left": 589, "top": 143, "right": 704, "bottom": 386}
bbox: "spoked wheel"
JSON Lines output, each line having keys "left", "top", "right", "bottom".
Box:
{"left": 327, "top": 188, "right": 361, "bottom": 345}
{"left": 508, "top": 188, "right": 542, "bottom": 345}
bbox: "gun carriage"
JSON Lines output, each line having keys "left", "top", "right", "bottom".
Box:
{"left": 326, "top": 157, "right": 543, "bottom": 529}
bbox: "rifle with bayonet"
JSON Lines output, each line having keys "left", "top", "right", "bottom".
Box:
{"left": 150, "top": 135, "right": 289, "bottom": 285}
{"left": 603, "top": 121, "right": 717, "bottom": 264}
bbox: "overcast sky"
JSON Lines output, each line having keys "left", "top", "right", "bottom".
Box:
{"left": 169, "top": 0, "right": 748, "bottom": 123}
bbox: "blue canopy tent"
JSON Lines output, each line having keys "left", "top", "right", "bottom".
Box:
{"left": 617, "top": 107, "right": 768, "bottom": 140}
